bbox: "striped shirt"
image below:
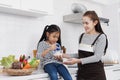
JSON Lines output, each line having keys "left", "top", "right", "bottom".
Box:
{"left": 36, "top": 41, "right": 62, "bottom": 68}
{"left": 79, "top": 33, "right": 107, "bottom": 64}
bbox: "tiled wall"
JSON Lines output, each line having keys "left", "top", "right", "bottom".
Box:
{"left": 0, "top": 0, "right": 117, "bottom": 60}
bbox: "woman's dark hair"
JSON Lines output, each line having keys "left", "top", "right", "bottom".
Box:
{"left": 37, "top": 24, "right": 61, "bottom": 49}
{"left": 83, "top": 11, "right": 108, "bottom": 54}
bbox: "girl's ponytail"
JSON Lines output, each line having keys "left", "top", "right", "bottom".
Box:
{"left": 37, "top": 25, "right": 49, "bottom": 49}
{"left": 39, "top": 25, "right": 49, "bottom": 42}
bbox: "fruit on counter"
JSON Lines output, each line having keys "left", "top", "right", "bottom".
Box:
{"left": 12, "top": 62, "right": 23, "bottom": 69}
{"left": 0, "top": 54, "right": 40, "bottom": 70}
{"left": 0, "top": 55, "right": 15, "bottom": 68}
{"left": 23, "top": 60, "right": 28, "bottom": 66}
{"left": 23, "top": 56, "right": 30, "bottom": 66}
{"left": 29, "top": 58, "right": 40, "bottom": 68}
{"left": 23, "top": 63, "right": 31, "bottom": 69}
{"left": 19, "top": 55, "right": 30, "bottom": 67}
{"left": 19, "top": 55, "right": 25, "bottom": 62}
{"left": 14, "top": 59, "right": 19, "bottom": 62}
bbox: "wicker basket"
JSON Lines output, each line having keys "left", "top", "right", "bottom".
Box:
{"left": 3, "top": 68, "right": 35, "bottom": 76}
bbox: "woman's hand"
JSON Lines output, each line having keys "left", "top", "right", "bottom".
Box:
{"left": 63, "top": 58, "right": 81, "bottom": 65}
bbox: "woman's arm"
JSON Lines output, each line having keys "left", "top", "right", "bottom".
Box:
{"left": 63, "top": 58, "right": 81, "bottom": 65}
{"left": 80, "top": 34, "right": 106, "bottom": 64}
{"left": 64, "top": 34, "right": 107, "bottom": 65}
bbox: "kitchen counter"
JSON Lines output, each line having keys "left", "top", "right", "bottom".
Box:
{"left": 1, "top": 64, "right": 120, "bottom": 80}
{"left": 0, "top": 69, "right": 48, "bottom": 80}
{"left": 0, "top": 67, "right": 77, "bottom": 80}
{"left": 104, "top": 64, "right": 120, "bottom": 70}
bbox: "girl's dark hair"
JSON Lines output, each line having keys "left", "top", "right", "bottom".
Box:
{"left": 37, "top": 24, "right": 61, "bottom": 49}
{"left": 83, "top": 11, "right": 108, "bottom": 54}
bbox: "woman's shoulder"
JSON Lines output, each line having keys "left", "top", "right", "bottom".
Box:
{"left": 97, "top": 33, "right": 107, "bottom": 43}
{"left": 99, "top": 33, "right": 107, "bottom": 39}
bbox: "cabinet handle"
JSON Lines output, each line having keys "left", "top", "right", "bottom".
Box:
{"left": 0, "top": 3, "right": 12, "bottom": 8}
{"left": 113, "top": 69, "right": 120, "bottom": 72}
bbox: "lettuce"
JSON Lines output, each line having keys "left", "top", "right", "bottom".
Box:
{"left": 0, "top": 55, "right": 15, "bottom": 68}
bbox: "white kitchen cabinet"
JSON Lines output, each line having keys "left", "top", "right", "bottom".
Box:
{"left": 0, "top": 0, "right": 53, "bottom": 17}
{"left": 111, "top": 68, "right": 120, "bottom": 80}
{"left": 105, "top": 68, "right": 116, "bottom": 80}
{"left": 0, "top": 0, "right": 20, "bottom": 9}
{"left": 21, "top": 0, "right": 53, "bottom": 14}
{"left": 105, "top": 65, "right": 120, "bottom": 80}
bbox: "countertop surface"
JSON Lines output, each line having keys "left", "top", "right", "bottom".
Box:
{"left": 0, "top": 66, "right": 77, "bottom": 80}
{"left": 0, "top": 64, "right": 120, "bottom": 80}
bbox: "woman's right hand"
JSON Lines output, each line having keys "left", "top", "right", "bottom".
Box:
{"left": 63, "top": 58, "right": 81, "bottom": 65}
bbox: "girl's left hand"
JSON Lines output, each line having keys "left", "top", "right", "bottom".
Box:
{"left": 54, "top": 54, "right": 62, "bottom": 60}
{"left": 63, "top": 58, "right": 80, "bottom": 65}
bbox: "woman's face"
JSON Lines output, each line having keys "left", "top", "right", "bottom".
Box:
{"left": 82, "top": 16, "right": 97, "bottom": 34}
{"left": 46, "top": 32, "right": 60, "bottom": 44}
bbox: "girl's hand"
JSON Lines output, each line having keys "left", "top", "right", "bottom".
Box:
{"left": 41, "top": 44, "right": 56, "bottom": 57}
{"left": 50, "top": 44, "right": 56, "bottom": 50}
{"left": 62, "top": 54, "right": 71, "bottom": 58}
{"left": 63, "top": 58, "right": 81, "bottom": 65}
{"left": 54, "top": 54, "right": 62, "bottom": 60}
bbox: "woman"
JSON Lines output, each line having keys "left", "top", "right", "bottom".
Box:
{"left": 64, "top": 11, "right": 108, "bottom": 80}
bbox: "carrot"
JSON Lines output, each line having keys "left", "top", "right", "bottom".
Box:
{"left": 22, "top": 63, "right": 31, "bottom": 69}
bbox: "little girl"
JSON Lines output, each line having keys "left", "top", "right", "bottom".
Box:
{"left": 36, "top": 24, "right": 72, "bottom": 80}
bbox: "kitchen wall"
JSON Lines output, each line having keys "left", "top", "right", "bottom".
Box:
{"left": 0, "top": 0, "right": 119, "bottom": 60}
{"left": 102, "top": 3, "right": 120, "bottom": 62}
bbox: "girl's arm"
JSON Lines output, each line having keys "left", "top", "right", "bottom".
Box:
{"left": 41, "top": 47, "right": 52, "bottom": 57}
{"left": 37, "top": 42, "right": 56, "bottom": 58}
{"left": 41, "top": 44, "right": 56, "bottom": 57}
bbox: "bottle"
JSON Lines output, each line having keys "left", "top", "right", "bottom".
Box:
{"left": 61, "top": 46, "right": 66, "bottom": 53}
{"left": 33, "top": 50, "right": 37, "bottom": 58}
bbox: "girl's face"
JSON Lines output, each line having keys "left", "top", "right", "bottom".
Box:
{"left": 46, "top": 32, "right": 60, "bottom": 44}
{"left": 82, "top": 16, "right": 98, "bottom": 34}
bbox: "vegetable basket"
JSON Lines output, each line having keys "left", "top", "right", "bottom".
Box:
{"left": 3, "top": 68, "right": 35, "bottom": 76}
